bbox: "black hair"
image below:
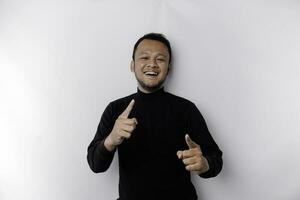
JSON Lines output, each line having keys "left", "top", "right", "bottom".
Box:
{"left": 132, "top": 33, "right": 172, "bottom": 64}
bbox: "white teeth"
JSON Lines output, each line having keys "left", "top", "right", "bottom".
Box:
{"left": 144, "top": 71, "right": 158, "bottom": 76}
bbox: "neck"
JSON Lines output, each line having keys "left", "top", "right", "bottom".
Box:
{"left": 137, "top": 84, "right": 164, "bottom": 94}
{"left": 136, "top": 86, "right": 165, "bottom": 101}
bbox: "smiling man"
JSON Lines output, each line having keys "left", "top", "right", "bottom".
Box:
{"left": 87, "top": 33, "right": 223, "bottom": 200}
{"left": 131, "top": 38, "right": 170, "bottom": 93}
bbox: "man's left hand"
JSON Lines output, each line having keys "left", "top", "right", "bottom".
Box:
{"left": 177, "top": 134, "right": 210, "bottom": 175}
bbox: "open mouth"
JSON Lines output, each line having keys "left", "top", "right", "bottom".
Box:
{"left": 144, "top": 71, "right": 159, "bottom": 77}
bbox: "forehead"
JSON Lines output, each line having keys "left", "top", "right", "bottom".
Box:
{"left": 136, "top": 39, "right": 169, "bottom": 55}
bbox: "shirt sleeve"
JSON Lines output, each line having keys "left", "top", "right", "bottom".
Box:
{"left": 186, "top": 102, "right": 223, "bottom": 178}
{"left": 87, "top": 102, "right": 117, "bottom": 173}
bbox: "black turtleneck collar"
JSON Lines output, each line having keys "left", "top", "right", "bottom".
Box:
{"left": 136, "top": 87, "right": 165, "bottom": 101}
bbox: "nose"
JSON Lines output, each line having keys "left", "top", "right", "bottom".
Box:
{"left": 147, "top": 58, "right": 158, "bottom": 68}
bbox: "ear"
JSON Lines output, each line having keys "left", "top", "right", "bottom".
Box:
{"left": 130, "top": 60, "right": 134, "bottom": 72}
{"left": 167, "top": 63, "right": 171, "bottom": 75}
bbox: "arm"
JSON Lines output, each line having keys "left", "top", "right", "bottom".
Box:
{"left": 87, "top": 102, "right": 116, "bottom": 173}
{"left": 87, "top": 99, "right": 138, "bottom": 173}
{"left": 187, "top": 102, "right": 223, "bottom": 178}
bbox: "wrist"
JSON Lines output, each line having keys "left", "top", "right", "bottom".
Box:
{"left": 202, "top": 157, "right": 210, "bottom": 172}
{"left": 104, "top": 137, "right": 116, "bottom": 152}
{"left": 197, "top": 156, "right": 210, "bottom": 175}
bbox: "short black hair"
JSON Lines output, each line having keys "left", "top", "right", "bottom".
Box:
{"left": 132, "top": 33, "right": 172, "bottom": 64}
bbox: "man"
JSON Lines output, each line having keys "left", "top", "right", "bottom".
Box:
{"left": 87, "top": 33, "right": 223, "bottom": 200}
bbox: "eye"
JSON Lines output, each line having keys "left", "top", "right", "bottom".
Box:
{"left": 157, "top": 58, "right": 165, "bottom": 62}
{"left": 140, "top": 56, "right": 149, "bottom": 60}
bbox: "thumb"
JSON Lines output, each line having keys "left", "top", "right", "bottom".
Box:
{"left": 185, "top": 134, "right": 199, "bottom": 149}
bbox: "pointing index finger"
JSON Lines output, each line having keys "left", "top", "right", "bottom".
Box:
{"left": 185, "top": 134, "right": 199, "bottom": 149}
{"left": 119, "top": 99, "right": 135, "bottom": 118}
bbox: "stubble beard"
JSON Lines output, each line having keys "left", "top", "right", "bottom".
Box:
{"left": 134, "top": 72, "right": 166, "bottom": 92}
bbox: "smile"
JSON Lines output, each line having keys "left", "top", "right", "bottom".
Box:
{"left": 144, "top": 71, "right": 158, "bottom": 76}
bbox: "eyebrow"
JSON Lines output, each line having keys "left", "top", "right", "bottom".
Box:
{"left": 138, "top": 51, "right": 167, "bottom": 57}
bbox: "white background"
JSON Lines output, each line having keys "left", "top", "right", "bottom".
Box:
{"left": 1, "top": 0, "right": 300, "bottom": 200}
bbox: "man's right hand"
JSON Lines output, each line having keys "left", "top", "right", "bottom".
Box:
{"left": 104, "top": 99, "right": 138, "bottom": 151}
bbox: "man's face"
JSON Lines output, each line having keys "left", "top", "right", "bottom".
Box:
{"left": 131, "top": 39, "right": 170, "bottom": 93}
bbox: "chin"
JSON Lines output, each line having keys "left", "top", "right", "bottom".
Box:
{"left": 141, "top": 82, "right": 164, "bottom": 91}
{"left": 136, "top": 75, "right": 166, "bottom": 91}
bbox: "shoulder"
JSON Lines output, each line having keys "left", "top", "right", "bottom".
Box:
{"left": 164, "top": 91, "right": 205, "bottom": 120}
{"left": 164, "top": 91, "right": 196, "bottom": 109}
{"left": 106, "top": 92, "right": 136, "bottom": 114}
{"left": 110, "top": 93, "right": 136, "bottom": 105}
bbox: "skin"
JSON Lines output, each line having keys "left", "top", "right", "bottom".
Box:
{"left": 177, "top": 134, "right": 210, "bottom": 174}
{"left": 104, "top": 99, "right": 137, "bottom": 151}
{"left": 130, "top": 39, "right": 170, "bottom": 93}
{"left": 104, "top": 39, "right": 209, "bottom": 174}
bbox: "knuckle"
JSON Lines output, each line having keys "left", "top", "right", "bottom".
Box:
{"left": 198, "top": 163, "right": 203, "bottom": 170}
{"left": 194, "top": 148, "right": 200, "bottom": 154}
{"left": 199, "top": 156, "right": 203, "bottom": 161}
{"left": 121, "top": 133, "right": 128, "bottom": 138}
{"left": 186, "top": 165, "right": 191, "bottom": 171}
{"left": 129, "top": 126, "right": 134, "bottom": 132}
{"left": 183, "top": 150, "right": 188, "bottom": 156}
{"left": 117, "top": 131, "right": 122, "bottom": 136}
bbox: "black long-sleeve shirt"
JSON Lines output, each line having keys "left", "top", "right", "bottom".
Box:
{"left": 87, "top": 87, "right": 223, "bottom": 200}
